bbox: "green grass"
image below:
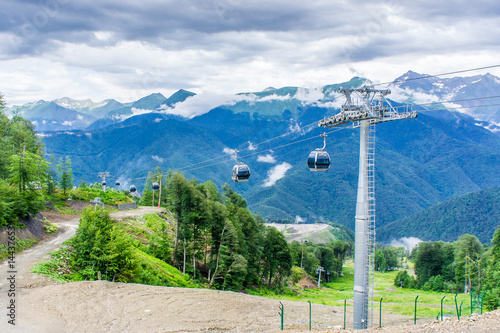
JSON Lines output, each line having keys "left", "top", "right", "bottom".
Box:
{"left": 133, "top": 248, "right": 195, "bottom": 288}
{"left": 30, "top": 246, "right": 79, "bottom": 283}
{"left": 42, "top": 218, "right": 59, "bottom": 234}
{"left": 31, "top": 241, "right": 195, "bottom": 289}
{"left": 255, "top": 262, "right": 475, "bottom": 320}
{"left": 69, "top": 187, "right": 134, "bottom": 205}
{"left": 0, "top": 237, "right": 38, "bottom": 261}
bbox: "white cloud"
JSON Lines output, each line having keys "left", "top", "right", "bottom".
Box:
{"left": 247, "top": 141, "right": 257, "bottom": 150}
{"left": 295, "top": 215, "right": 306, "bottom": 224}
{"left": 223, "top": 147, "right": 236, "bottom": 155}
{"left": 152, "top": 155, "right": 164, "bottom": 163}
{"left": 288, "top": 121, "right": 301, "bottom": 133}
{"left": 160, "top": 92, "right": 241, "bottom": 118}
{"left": 263, "top": 162, "right": 292, "bottom": 187}
{"left": 294, "top": 87, "right": 324, "bottom": 104}
{"left": 389, "top": 237, "right": 423, "bottom": 252}
{"left": 257, "top": 153, "right": 276, "bottom": 163}
{"left": 3, "top": 1, "right": 500, "bottom": 107}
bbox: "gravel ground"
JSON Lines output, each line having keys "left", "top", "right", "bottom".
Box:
{"left": 6, "top": 279, "right": 498, "bottom": 333}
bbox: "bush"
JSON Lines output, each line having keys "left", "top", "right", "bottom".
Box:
{"left": 69, "top": 186, "right": 133, "bottom": 205}
{"left": 291, "top": 266, "right": 305, "bottom": 284}
{"left": 0, "top": 179, "right": 45, "bottom": 227}
{"left": 395, "top": 270, "right": 412, "bottom": 288}
{"left": 72, "top": 207, "right": 138, "bottom": 282}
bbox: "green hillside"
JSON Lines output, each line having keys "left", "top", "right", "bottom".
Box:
{"left": 377, "top": 187, "right": 500, "bottom": 243}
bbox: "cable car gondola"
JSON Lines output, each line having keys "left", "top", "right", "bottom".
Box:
{"left": 129, "top": 185, "right": 137, "bottom": 192}
{"left": 102, "top": 180, "right": 107, "bottom": 186}
{"left": 307, "top": 133, "right": 330, "bottom": 171}
{"left": 232, "top": 149, "right": 251, "bottom": 182}
{"left": 152, "top": 182, "right": 160, "bottom": 190}
{"left": 232, "top": 164, "right": 250, "bottom": 182}
{"left": 115, "top": 181, "right": 121, "bottom": 186}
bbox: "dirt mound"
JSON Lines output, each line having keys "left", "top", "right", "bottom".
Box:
{"left": 297, "top": 274, "right": 318, "bottom": 290}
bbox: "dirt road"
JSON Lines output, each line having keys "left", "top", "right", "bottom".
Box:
{"left": 0, "top": 206, "right": 162, "bottom": 332}
{"left": 266, "top": 223, "right": 332, "bottom": 243}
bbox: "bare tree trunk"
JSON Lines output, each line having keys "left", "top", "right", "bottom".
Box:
{"left": 173, "top": 220, "right": 180, "bottom": 267}
{"left": 193, "top": 244, "right": 196, "bottom": 279}
{"left": 183, "top": 238, "right": 186, "bottom": 275}
{"left": 209, "top": 225, "right": 226, "bottom": 288}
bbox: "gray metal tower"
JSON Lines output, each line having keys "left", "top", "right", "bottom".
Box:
{"left": 319, "top": 86, "right": 416, "bottom": 329}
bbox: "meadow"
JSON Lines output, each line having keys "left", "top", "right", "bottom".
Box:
{"left": 260, "top": 261, "right": 479, "bottom": 322}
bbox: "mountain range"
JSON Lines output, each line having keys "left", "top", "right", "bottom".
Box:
{"left": 8, "top": 72, "right": 500, "bottom": 243}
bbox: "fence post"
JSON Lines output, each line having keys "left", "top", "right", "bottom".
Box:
{"left": 470, "top": 288, "right": 475, "bottom": 315}
{"left": 441, "top": 296, "right": 446, "bottom": 321}
{"left": 378, "top": 298, "right": 383, "bottom": 328}
{"left": 344, "top": 300, "right": 347, "bottom": 330}
{"left": 414, "top": 295, "right": 419, "bottom": 325}
{"left": 278, "top": 301, "right": 284, "bottom": 331}
{"left": 308, "top": 300, "right": 312, "bottom": 331}
{"left": 460, "top": 301, "right": 464, "bottom": 317}
{"left": 455, "top": 293, "right": 460, "bottom": 321}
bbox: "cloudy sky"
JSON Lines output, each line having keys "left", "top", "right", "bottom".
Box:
{"left": 2, "top": 0, "right": 500, "bottom": 106}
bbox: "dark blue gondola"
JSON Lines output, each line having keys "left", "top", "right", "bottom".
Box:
{"left": 232, "top": 164, "right": 250, "bottom": 182}
{"left": 307, "top": 151, "right": 330, "bottom": 171}
{"left": 115, "top": 181, "right": 121, "bottom": 186}
{"left": 152, "top": 182, "right": 160, "bottom": 190}
{"left": 102, "top": 180, "right": 107, "bottom": 186}
{"left": 307, "top": 132, "right": 330, "bottom": 171}
{"left": 129, "top": 185, "right": 137, "bottom": 192}
{"left": 231, "top": 149, "right": 251, "bottom": 182}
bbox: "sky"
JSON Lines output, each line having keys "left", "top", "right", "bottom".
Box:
{"left": 2, "top": 0, "right": 500, "bottom": 106}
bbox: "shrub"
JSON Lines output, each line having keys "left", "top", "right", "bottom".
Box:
{"left": 72, "top": 207, "right": 138, "bottom": 282}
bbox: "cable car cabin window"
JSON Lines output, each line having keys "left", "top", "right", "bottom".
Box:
{"left": 307, "top": 151, "right": 330, "bottom": 171}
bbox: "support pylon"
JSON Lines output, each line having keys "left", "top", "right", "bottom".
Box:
{"left": 319, "top": 86, "right": 416, "bottom": 329}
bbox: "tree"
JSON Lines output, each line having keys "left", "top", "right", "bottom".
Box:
{"left": 327, "top": 240, "right": 349, "bottom": 278}
{"left": 46, "top": 168, "right": 58, "bottom": 195}
{"left": 314, "top": 246, "right": 335, "bottom": 275}
{"left": 140, "top": 166, "right": 167, "bottom": 207}
{"left": 394, "top": 270, "right": 415, "bottom": 289}
{"left": 0, "top": 94, "right": 47, "bottom": 225}
{"left": 483, "top": 226, "right": 500, "bottom": 310}
{"left": 374, "top": 249, "right": 386, "bottom": 272}
{"left": 454, "top": 234, "right": 483, "bottom": 292}
{"left": 262, "top": 226, "right": 292, "bottom": 286}
{"left": 413, "top": 241, "right": 447, "bottom": 285}
{"left": 9, "top": 150, "right": 47, "bottom": 194}
{"left": 57, "top": 157, "right": 73, "bottom": 195}
{"left": 72, "top": 207, "right": 138, "bottom": 282}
